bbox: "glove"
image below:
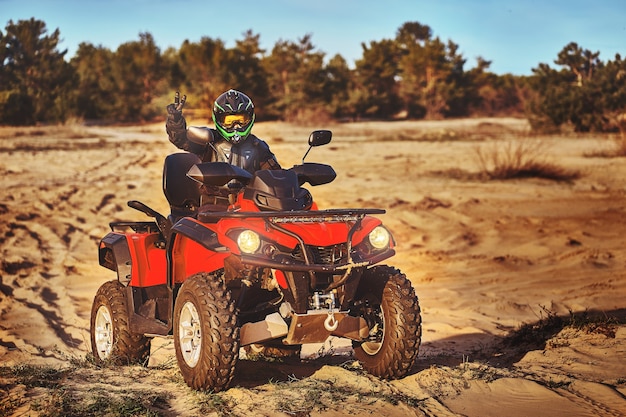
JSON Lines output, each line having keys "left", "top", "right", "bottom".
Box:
{"left": 166, "top": 104, "right": 182, "bottom": 123}
{"left": 166, "top": 91, "right": 186, "bottom": 123}
{"left": 166, "top": 92, "right": 188, "bottom": 150}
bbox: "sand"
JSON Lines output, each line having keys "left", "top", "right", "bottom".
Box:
{"left": 0, "top": 118, "right": 625, "bottom": 416}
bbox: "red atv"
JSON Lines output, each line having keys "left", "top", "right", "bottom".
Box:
{"left": 91, "top": 130, "right": 421, "bottom": 391}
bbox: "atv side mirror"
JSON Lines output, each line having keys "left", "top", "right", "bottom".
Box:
{"left": 308, "top": 130, "right": 332, "bottom": 147}
{"left": 303, "top": 130, "right": 332, "bottom": 163}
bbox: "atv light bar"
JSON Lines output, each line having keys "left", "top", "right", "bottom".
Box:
{"left": 269, "top": 215, "right": 362, "bottom": 224}
{"left": 198, "top": 208, "right": 385, "bottom": 222}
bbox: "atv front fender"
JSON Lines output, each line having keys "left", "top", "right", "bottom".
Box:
{"left": 171, "top": 218, "right": 228, "bottom": 252}
{"left": 169, "top": 218, "right": 230, "bottom": 284}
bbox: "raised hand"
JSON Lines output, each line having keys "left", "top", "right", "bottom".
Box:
{"left": 167, "top": 91, "right": 187, "bottom": 122}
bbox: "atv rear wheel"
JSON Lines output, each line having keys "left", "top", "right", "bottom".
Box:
{"left": 173, "top": 272, "right": 239, "bottom": 392}
{"left": 90, "top": 280, "right": 151, "bottom": 365}
{"left": 352, "top": 266, "right": 421, "bottom": 379}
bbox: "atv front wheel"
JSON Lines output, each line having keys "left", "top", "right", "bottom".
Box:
{"left": 352, "top": 266, "right": 421, "bottom": 379}
{"left": 173, "top": 272, "right": 240, "bottom": 392}
{"left": 90, "top": 280, "right": 151, "bottom": 365}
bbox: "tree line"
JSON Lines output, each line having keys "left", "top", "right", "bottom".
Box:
{"left": 1, "top": 18, "right": 624, "bottom": 133}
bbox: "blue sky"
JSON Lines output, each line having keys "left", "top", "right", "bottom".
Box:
{"left": 3, "top": 0, "right": 625, "bottom": 75}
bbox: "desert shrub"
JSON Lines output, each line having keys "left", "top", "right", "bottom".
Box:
{"left": 475, "top": 139, "right": 580, "bottom": 181}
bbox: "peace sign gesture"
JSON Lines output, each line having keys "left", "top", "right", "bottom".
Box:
{"left": 166, "top": 91, "right": 187, "bottom": 122}
{"left": 173, "top": 91, "right": 186, "bottom": 111}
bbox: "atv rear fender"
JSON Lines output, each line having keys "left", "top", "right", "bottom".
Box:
{"left": 99, "top": 232, "right": 133, "bottom": 286}
{"left": 99, "top": 221, "right": 168, "bottom": 287}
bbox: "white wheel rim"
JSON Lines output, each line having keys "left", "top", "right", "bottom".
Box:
{"left": 178, "top": 301, "right": 202, "bottom": 367}
{"left": 94, "top": 305, "right": 113, "bottom": 360}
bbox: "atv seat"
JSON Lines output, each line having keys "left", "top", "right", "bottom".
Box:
{"left": 162, "top": 153, "right": 202, "bottom": 223}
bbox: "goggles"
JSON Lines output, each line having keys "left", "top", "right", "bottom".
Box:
{"left": 219, "top": 113, "right": 251, "bottom": 129}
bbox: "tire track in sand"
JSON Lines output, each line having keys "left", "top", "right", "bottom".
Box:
{"left": 0, "top": 135, "right": 163, "bottom": 363}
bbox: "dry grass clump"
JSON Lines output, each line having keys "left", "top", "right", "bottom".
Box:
{"left": 502, "top": 305, "right": 622, "bottom": 350}
{"left": 0, "top": 362, "right": 171, "bottom": 417}
{"left": 617, "top": 137, "right": 626, "bottom": 155}
{"left": 586, "top": 136, "right": 626, "bottom": 158}
{"left": 379, "top": 129, "right": 496, "bottom": 142}
{"left": 475, "top": 140, "right": 580, "bottom": 181}
{"left": 503, "top": 305, "right": 566, "bottom": 348}
{"left": 31, "top": 387, "right": 167, "bottom": 417}
{"left": 615, "top": 138, "right": 626, "bottom": 156}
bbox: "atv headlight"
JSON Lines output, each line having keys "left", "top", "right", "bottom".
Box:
{"left": 368, "top": 226, "right": 390, "bottom": 249}
{"left": 237, "top": 230, "right": 261, "bottom": 254}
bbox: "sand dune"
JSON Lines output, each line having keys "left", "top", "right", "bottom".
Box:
{"left": 1, "top": 119, "right": 625, "bottom": 416}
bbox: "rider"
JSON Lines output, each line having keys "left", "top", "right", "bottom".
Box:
{"left": 166, "top": 89, "right": 281, "bottom": 171}
{"left": 165, "top": 89, "right": 281, "bottom": 207}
